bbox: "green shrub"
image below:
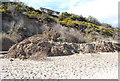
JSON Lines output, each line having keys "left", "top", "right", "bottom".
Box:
{"left": 58, "top": 12, "right": 71, "bottom": 21}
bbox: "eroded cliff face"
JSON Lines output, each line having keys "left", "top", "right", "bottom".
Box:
{"left": 1, "top": 9, "right": 45, "bottom": 51}
{"left": 2, "top": 10, "right": 43, "bottom": 38}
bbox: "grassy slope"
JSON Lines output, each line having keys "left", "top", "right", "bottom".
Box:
{"left": 0, "top": 2, "right": 119, "bottom": 41}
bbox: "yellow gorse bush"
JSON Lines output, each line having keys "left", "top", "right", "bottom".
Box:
{"left": 0, "top": 8, "right": 6, "bottom": 12}
{"left": 0, "top": 4, "right": 7, "bottom": 12}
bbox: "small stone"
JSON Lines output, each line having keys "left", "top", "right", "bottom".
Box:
{"left": 10, "top": 59, "right": 14, "bottom": 61}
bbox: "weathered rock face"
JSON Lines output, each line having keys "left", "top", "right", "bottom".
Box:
{"left": 4, "top": 35, "right": 120, "bottom": 60}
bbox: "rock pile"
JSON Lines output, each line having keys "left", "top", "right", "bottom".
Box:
{"left": 3, "top": 35, "right": 120, "bottom": 60}
{"left": 80, "top": 41, "right": 120, "bottom": 53}
{"left": 80, "top": 43, "right": 96, "bottom": 53}
{"left": 95, "top": 41, "right": 117, "bottom": 52}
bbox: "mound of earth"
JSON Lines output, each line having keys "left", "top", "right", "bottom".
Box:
{"left": 80, "top": 40, "right": 120, "bottom": 53}
{"left": 3, "top": 34, "right": 77, "bottom": 60}
{"left": 3, "top": 34, "right": 120, "bottom": 60}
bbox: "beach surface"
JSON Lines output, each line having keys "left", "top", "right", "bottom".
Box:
{"left": 0, "top": 52, "right": 118, "bottom": 79}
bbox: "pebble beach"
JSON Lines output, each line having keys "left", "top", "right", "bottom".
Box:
{"left": 0, "top": 52, "right": 118, "bottom": 79}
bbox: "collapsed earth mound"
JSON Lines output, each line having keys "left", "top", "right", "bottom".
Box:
{"left": 3, "top": 34, "right": 120, "bottom": 60}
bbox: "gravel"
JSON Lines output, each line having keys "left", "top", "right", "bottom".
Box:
{"left": 0, "top": 52, "right": 118, "bottom": 79}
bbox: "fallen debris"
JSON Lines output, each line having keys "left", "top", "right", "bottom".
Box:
{"left": 3, "top": 35, "right": 120, "bottom": 60}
